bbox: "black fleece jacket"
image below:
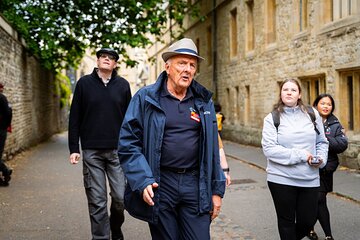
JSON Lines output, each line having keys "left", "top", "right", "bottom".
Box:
{"left": 68, "top": 68, "right": 131, "bottom": 154}
{"left": 323, "top": 114, "right": 348, "bottom": 172}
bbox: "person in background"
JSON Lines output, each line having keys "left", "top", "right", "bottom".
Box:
{"left": 307, "top": 94, "right": 348, "bottom": 240}
{"left": 0, "top": 83, "right": 13, "bottom": 187}
{"left": 214, "top": 102, "right": 225, "bottom": 138}
{"left": 68, "top": 48, "right": 131, "bottom": 240}
{"left": 261, "top": 78, "right": 329, "bottom": 240}
{"left": 118, "top": 38, "right": 225, "bottom": 239}
{"left": 214, "top": 102, "right": 231, "bottom": 186}
{"left": 218, "top": 134, "right": 231, "bottom": 187}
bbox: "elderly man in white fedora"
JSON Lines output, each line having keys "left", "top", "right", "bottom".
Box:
{"left": 118, "top": 38, "right": 226, "bottom": 239}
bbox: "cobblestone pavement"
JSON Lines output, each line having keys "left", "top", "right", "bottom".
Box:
{"left": 209, "top": 155, "right": 269, "bottom": 240}
{"left": 211, "top": 214, "right": 255, "bottom": 240}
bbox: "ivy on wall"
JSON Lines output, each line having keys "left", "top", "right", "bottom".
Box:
{"left": 54, "top": 73, "right": 71, "bottom": 109}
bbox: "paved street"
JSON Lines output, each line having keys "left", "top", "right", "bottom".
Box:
{"left": 218, "top": 142, "right": 360, "bottom": 240}
{"left": 0, "top": 132, "right": 359, "bottom": 239}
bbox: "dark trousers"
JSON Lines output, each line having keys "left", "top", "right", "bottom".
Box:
{"left": 0, "top": 129, "right": 10, "bottom": 174}
{"left": 82, "top": 149, "right": 126, "bottom": 240}
{"left": 268, "top": 181, "right": 319, "bottom": 240}
{"left": 317, "top": 191, "right": 332, "bottom": 236}
{"left": 149, "top": 169, "right": 211, "bottom": 240}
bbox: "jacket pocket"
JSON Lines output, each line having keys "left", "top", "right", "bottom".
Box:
{"left": 124, "top": 185, "right": 155, "bottom": 223}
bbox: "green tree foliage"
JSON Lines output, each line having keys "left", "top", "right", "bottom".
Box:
{"left": 0, "top": 0, "right": 198, "bottom": 71}
{"left": 54, "top": 73, "right": 72, "bottom": 109}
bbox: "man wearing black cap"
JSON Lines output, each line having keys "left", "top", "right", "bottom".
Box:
{"left": 0, "top": 83, "right": 13, "bottom": 186}
{"left": 68, "top": 48, "right": 131, "bottom": 240}
{"left": 118, "top": 38, "right": 226, "bottom": 239}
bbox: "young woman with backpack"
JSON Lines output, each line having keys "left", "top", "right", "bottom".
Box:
{"left": 261, "top": 78, "right": 329, "bottom": 240}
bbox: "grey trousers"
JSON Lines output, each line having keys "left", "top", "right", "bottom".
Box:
{"left": 82, "top": 149, "right": 125, "bottom": 240}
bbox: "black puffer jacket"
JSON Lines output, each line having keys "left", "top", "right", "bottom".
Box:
{"left": 323, "top": 114, "right": 348, "bottom": 172}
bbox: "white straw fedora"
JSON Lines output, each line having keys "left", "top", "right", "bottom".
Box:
{"left": 162, "top": 38, "right": 205, "bottom": 62}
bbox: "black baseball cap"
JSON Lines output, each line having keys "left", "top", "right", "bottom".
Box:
{"left": 96, "top": 48, "right": 119, "bottom": 61}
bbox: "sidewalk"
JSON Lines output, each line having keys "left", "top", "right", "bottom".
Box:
{"left": 223, "top": 141, "right": 360, "bottom": 204}
{"left": 0, "top": 132, "right": 151, "bottom": 239}
{"left": 1, "top": 132, "right": 358, "bottom": 239}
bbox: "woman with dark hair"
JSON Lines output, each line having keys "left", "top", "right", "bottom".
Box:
{"left": 262, "top": 78, "right": 329, "bottom": 240}
{"left": 307, "top": 94, "right": 348, "bottom": 240}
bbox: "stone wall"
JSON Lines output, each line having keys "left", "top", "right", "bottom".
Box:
{"left": 147, "top": 0, "right": 360, "bottom": 169}
{"left": 0, "top": 16, "right": 63, "bottom": 161}
{"left": 191, "top": 0, "right": 360, "bottom": 169}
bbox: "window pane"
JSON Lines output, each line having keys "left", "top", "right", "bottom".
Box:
{"left": 347, "top": 76, "right": 354, "bottom": 130}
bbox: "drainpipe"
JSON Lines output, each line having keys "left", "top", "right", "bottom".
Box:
{"left": 212, "top": 0, "right": 218, "bottom": 100}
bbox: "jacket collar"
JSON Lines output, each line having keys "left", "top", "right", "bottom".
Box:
{"left": 91, "top": 68, "right": 118, "bottom": 81}
{"left": 283, "top": 105, "right": 301, "bottom": 113}
{"left": 326, "top": 114, "right": 339, "bottom": 126}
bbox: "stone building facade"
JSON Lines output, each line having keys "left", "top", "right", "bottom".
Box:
{"left": 147, "top": 0, "right": 360, "bottom": 169}
{"left": 0, "top": 15, "right": 64, "bottom": 161}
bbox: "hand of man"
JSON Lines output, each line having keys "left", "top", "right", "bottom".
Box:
{"left": 210, "top": 195, "right": 222, "bottom": 220}
{"left": 224, "top": 172, "right": 231, "bottom": 187}
{"left": 69, "top": 153, "right": 81, "bottom": 164}
{"left": 143, "top": 182, "right": 159, "bottom": 206}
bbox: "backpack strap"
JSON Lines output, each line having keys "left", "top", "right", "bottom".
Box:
{"left": 271, "top": 109, "right": 280, "bottom": 132}
{"left": 271, "top": 107, "right": 320, "bottom": 135}
{"left": 306, "top": 106, "right": 320, "bottom": 135}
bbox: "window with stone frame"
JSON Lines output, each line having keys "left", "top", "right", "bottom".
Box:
{"left": 226, "top": 87, "right": 232, "bottom": 123}
{"left": 207, "top": 26, "right": 212, "bottom": 66}
{"left": 333, "top": 0, "right": 358, "bottom": 20}
{"left": 235, "top": 86, "right": 240, "bottom": 124}
{"left": 230, "top": 8, "right": 238, "bottom": 58}
{"left": 338, "top": 70, "right": 360, "bottom": 132}
{"left": 295, "top": 0, "right": 308, "bottom": 32}
{"left": 196, "top": 38, "right": 200, "bottom": 73}
{"left": 246, "top": 0, "right": 255, "bottom": 52}
{"left": 158, "top": 59, "right": 164, "bottom": 78}
{"left": 244, "top": 85, "right": 250, "bottom": 125}
{"left": 300, "top": 75, "right": 326, "bottom": 105}
{"left": 323, "top": 0, "right": 359, "bottom": 23}
{"left": 265, "top": 0, "right": 277, "bottom": 44}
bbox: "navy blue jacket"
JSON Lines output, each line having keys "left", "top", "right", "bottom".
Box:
{"left": 118, "top": 71, "right": 226, "bottom": 224}
{"left": 323, "top": 114, "right": 348, "bottom": 172}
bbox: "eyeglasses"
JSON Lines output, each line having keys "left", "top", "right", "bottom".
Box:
{"left": 99, "top": 53, "right": 116, "bottom": 61}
